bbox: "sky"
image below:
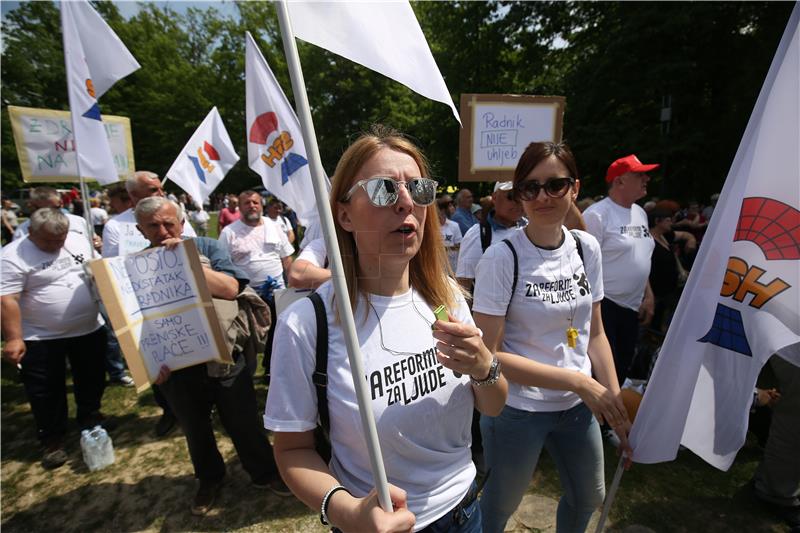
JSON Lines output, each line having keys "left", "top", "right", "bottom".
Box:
{"left": 1, "top": 1, "right": 240, "bottom": 21}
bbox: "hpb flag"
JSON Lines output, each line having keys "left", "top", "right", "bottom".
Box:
{"left": 286, "top": 1, "right": 460, "bottom": 124}
{"left": 246, "top": 31, "right": 326, "bottom": 226}
{"left": 61, "top": 0, "right": 140, "bottom": 185}
{"left": 630, "top": 4, "right": 800, "bottom": 471}
{"left": 165, "top": 107, "right": 239, "bottom": 206}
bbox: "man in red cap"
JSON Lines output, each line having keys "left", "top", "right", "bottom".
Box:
{"left": 583, "top": 155, "right": 657, "bottom": 390}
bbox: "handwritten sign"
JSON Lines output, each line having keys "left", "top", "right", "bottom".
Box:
{"left": 89, "top": 240, "right": 230, "bottom": 392}
{"left": 458, "top": 94, "right": 565, "bottom": 182}
{"left": 8, "top": 105, "right": 135, "bottom": 183}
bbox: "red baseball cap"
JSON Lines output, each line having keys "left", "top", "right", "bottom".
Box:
{"left": 605, "top": 154, "right": 660, "bottom": 183}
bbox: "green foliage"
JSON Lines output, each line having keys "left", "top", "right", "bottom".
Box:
{"left": 1, "top": 1, "right": 794, "bottom": 204}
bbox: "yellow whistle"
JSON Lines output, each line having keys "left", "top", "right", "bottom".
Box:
{"left": 566, "top": 327, "right": 579, "bottom": 348}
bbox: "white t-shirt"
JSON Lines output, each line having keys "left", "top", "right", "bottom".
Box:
{"left": 90, "top": 207, "right": 108, "bottom": 226}
{"left": 13, "top": 213, "right": 90, "bottom": 241}
{"left": 473, "top": 228, "right": 604, "bottom": 412}
{"left": 440, "top": 219, "right": 463, "bottom": 272}
{"left": 264, "top": 282, "right": 476, "bottom": 530}
{"left": 1, "top": 232, "right": 103, "bottom": 340}
{"left": 218, "top": 218, "right": 294, "bottom": 288}
{"left": 456, "top": 222, "right": 523, "bottom": 280}
{"left": 299, "top": 218, "right": 322, "bottom": 250}
{"left": 102, "top": 208, "right": 197, "bottom": 258}
{"left": 583, "top": 198, "right": 654, "bottom": 311}
{"left": 297, "top": 237, "right": 327, "bottom": 267}
{"left": 269, "top": 214, "right": 293, "bottom": 239}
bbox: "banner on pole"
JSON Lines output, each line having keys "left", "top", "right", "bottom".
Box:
{"left": 89, "top": 240, "right": 231, "bottom": 392}
{"left": 8, "top": 106, "right": 134, "bottom": 183}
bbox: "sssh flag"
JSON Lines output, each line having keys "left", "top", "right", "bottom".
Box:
{"left": 630, "top": 4, "right": 800, "bottom": 471}
{"left": 61, "top": 0, "right": 140, "bottom": 184}
{"left": 246, "top": 31, "right": 326, "bottom": 226}
{"left": 165, "top": 107, "right": 239, "bottom": 206}
{"left": 286, "top": 1, "right": 460, "bottom": 124}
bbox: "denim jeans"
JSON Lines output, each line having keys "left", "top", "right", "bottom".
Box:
{"left": 479, "top": 402, "right": 605, "bottom": 533}
{"left": 420, "top": 480, "right": 482, "bottom": 533}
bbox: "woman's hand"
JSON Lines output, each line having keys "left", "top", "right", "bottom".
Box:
{"left": 329, "top": 483, "right": 415, "bottom": 533}
{"left": 574, "top": 374, "right": 629, "bottom": 428}
{"left": 432, "top": 313, "right": 493, "bottom": 381}
{"left": 153, "top": 364, "right": 171, "bottom": 385}
{"left": 613, "top": 419, "right": 634, "bottom": 469}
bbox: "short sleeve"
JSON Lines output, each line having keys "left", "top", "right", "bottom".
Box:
{"left": 263, "top": 297, "right": 320, "bottom": 432}
{"left": 102, "top": 220, "right": 120, "bottom": 258}
{"left": 0, "top": 250, "right": 24, "bottom": 296}
{"left": 472, "top": 240, "right": 515, "bottom": 316}
{"left": 297, "top": 238, "right": 327, "bottom": 267}
{"left": 582, "top": 207, "right": 604, "bottom": 246}
{"left": 574, "top": 230, "right": 605, "bottom": 303}
{"left": 455, "top": 226, "right": 480, "bottom": 279}
{"left": 277, "top": 230, "right": 295, "bottom": 258}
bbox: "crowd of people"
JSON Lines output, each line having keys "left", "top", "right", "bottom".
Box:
{"left": 1, "top": 126, "right": 795, "bottom": 531}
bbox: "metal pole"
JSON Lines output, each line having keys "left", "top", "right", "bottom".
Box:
{"left": 594, "top": 454, "right": 625, "bottom": 533}
{"left": 274, "top": 0, "right": 392, "bottom": 512}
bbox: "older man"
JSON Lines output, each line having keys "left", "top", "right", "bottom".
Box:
{"left": 451, "top": 188, "right": 479, "bottom": 235}
{"left": 135, "top": 197, "right": 287, "bottom": 515}
{"left": 1, "top": 208, "right": 108, "bottom": 469}
{"left": 583, "top": 154, "right": 657, "bottom": 386}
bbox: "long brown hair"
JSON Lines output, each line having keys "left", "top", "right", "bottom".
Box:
{"left": 331, "top": 125, "right": 456, "bottom": 312}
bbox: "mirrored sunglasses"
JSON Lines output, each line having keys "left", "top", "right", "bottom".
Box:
{"left": 344, "top": 177, "right": 439, "bottom": 207}
{"left": 515, "top": 177, "right": 575, "bottom": 200}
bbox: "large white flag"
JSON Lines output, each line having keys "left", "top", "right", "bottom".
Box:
{"left": 165, "top": 107, "right": 239, "bottom": 207}
{"left": 286, "top": 1, "right": 461, "bottom": 124}
{"left": 246, "top": 31, "right": 326, "bottom": 226}
{"left": 630, "top": 4, "right": 800, "bottom": 471}
{"left": 61, "top": 0, "right": 140, "bottom": 184}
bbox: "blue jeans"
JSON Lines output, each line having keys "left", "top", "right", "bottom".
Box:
{"left": 479, "top": 402, "right": 605, "bottom": 533}
{"left": 420, "top": 480, "right": 482, "bottom": 533}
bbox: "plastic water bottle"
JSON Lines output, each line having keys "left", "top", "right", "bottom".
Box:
{"left": 80, "top": 426, "right": 115, "bottom": 471}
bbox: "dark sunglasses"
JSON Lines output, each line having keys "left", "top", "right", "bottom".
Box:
{"left": 343, "top": 176, "right": 438, "bottom": 207}
{"left": 515, "top": 177, "right": 575, "bottom": 200}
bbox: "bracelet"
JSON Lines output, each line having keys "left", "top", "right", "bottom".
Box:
{"left": 320, "top": 484, "right": 351, "bottom": 526}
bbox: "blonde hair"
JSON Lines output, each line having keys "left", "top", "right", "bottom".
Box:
{"left": 331, "top": 125, "right": 457, "bottom": 313}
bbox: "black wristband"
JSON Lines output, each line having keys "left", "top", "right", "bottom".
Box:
{"left": 320, "top": 484, "right": 351, "bottom": 526}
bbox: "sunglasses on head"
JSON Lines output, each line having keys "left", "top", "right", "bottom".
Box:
{"left": 343, "top": 176, "right": 438, "bottom": 207}
{"left": 515, "top": 177, "right": 575, "bottom": 200}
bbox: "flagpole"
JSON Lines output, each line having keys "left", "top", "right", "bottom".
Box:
{"left": 594, "top": 455, "right": 625, "bottom": 533}
{"left": 274, "top": 0, "right": 392, "bottom": 513}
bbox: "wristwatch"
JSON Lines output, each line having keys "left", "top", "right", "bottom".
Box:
{"left": 471, "top": 356, "right": 501, "bottom": 387}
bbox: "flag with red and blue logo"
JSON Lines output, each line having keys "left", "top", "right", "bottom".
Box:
{"left": 61, "top": 0, "right": 139, "bottom": 184}
{"left": 165, "top": 107, "right": 239, "bottom": 207}
{"left": 245, "top": 31, "right": 327, "bottom": 226}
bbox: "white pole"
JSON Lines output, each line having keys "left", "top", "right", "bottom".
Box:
{"left": 274, "top": 0, "right": 392, "bottom": 512}
{"left": 594, "top": 454, "right": 626, "bottom": 533}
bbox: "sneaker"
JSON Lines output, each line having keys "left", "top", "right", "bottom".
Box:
{"left": 41, "top": 444, "right": 68, "bottom": 470}
{"left": 154, "top": 412, "right": 177, "bottom": 437}
{"left": 253, "top": 475, "right": 292, "bottom": 497}
{"left": 110, "top": 375, "right": 135, "bottom": 387}
{"left": 191, "top": 479, "right": 222, "bottom": 516}
{"left": 78, "top": 411, "right": 118, "bottom": 432}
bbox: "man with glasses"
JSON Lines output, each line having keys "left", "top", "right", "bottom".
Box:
{"left": 583, "top": 154, "right": 657, "bottom": 389}
{"left": 451, "top": 188, "right": 479, "bottom": 235}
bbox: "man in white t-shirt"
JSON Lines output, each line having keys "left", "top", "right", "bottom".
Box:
{"left": 438, "top": 196, "right": 462, "bottom": 273}
{"left": 1, "top": 208, "right": 108, "bottom": 470}
{"left": 265, "top": 197, "right": 296, "bottom": 244}
{"left": 456, "top": 181, "right": 526, "bottom": 293}
{"left": 583, "top": 154, "right": 657, "bottom": 385}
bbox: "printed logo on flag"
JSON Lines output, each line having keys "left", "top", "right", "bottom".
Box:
{"left": 249, "top": 112, "right": 308, "bottom": 185}
{"left": 698, "top": 196, "right": 799, "bottom": 356}
{"left": 187, "top": 141, "right": 221, "bottom": 184}
{"left": 83, "top": 78, "right": 102, "bottom": 120}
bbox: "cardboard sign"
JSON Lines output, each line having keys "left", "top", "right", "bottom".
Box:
{"left": 458, "top": 94, "right": 565, "bottom": 182}
{"left": 89, "top": 240, "right": 230, "bottom": 392}
{"left": 8, "top": 105, "right": 135, "bottom": 183}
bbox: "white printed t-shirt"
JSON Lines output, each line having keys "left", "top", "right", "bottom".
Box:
{"left": 218, "top": 217, "right": 294, "bottom": 288}
{"left": 583, "top": 197, "right": 654, "bottom": 311}
{"left": 456, "top": 222, "right": 523, "bottom": 280}
{"left": 102, "top": 208, "right": 197, "bottom": 258}
{"left": 439, "top": 219, "right": 462, "bottom": 272}
{"left": 473, "top": 228, "right": 604, "bottom": 412}
{"left": 1, "top": 232, "right": 103, "bottom": 340}
{"left": 13, "top": 213, "right": 90, "bottom": 241}
{"left": 264, "top": 282, "right": 476, "bottom": 530}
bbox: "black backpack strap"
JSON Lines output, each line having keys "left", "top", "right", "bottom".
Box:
{"left": 570, "top": 230, "right": 585, "bottom": 266}
{"left": 308, "top": 292, "right": 329, "bottom": 433}
{"left": 502, "top": 239, "right": 518, "bottom": 313}
{"left": 480, "top": 221, "right": 492, "bottom": 252}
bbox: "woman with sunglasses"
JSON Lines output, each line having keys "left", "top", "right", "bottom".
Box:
{"left": 264, "top": 126, "right": 507, "bottom": 533}
{"left": 472, "top": 142, "right": 631, "bottom": 533}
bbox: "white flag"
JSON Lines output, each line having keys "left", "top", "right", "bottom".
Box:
{"left": 286, "top": 1, "right": 461, "bottom": 124}
{"left": 246, "top": 31, "right": 327, "bottom": 226}
{"left": 61, "top": 0, "right": 140, "bottom": 184}
{"left": 630, "top": 4, "right": 800, "bottom": 471}
{"left": 165, "top": 107, "right": 239, "bottom": 207}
